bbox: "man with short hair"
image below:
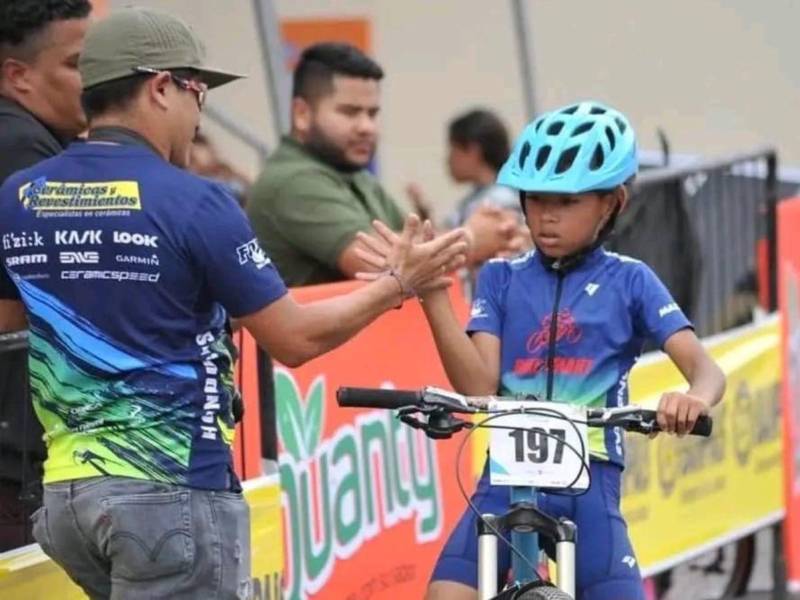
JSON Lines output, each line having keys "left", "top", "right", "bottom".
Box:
{"left": 443, "top": 108, "right": 520, "bottom": 228}
{"left": 0, "top": 0, "right": 92, "bottom": 551}
{"left": 0, "top": 0, "right": 90, "bottom": 180}
{"left": 0, "top": 8, "right": 466, "bottom": 598}
{"left": 248, "top": 43, "right": 402, "bottom": 286}
{"left": 248, "top": 43, "right": 516, "bottom": 287}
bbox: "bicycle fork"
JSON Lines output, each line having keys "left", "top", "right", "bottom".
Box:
{"left": 477, "top": 488, "right": 577, "bottom": 599}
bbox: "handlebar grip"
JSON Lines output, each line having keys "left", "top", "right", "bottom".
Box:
{"left": 336, "top": 387, "right": 422, "bottom": 409}
{"left": 642, "top": 410, "right": 713, "bottom": 437}
{"left": 690, "top": 414, "right": 713, "bottom": 437}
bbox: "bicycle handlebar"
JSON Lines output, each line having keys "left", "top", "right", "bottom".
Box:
{"left": 336, "top": 386, "right": 713, "bottom": 437}
{"left": 336, "top": 387, "right": 424, "bottom": 410}
{"left": 338, "top": 386, "right": 474, "bottom": 413}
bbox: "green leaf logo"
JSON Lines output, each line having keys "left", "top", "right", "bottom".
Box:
{"left": 274, "top": 370, "right": 326, "bottom": 461}
{"left": 303, "top": 377, "right": 324, "bottom": 455}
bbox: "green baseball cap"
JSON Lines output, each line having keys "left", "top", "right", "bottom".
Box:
{"left": 80, "top": 7, "right": 244, "bottom": 90}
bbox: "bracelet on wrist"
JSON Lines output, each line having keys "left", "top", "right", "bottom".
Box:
{"left": 385, "top": 269, "right": 414, "bottom": 308}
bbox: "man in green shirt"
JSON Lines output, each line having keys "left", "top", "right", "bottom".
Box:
{"left": 249, "top": 43, "right": 521, "bottom": 287}
{"left": 248, "top": 43, "right": 404, "bottom": 286}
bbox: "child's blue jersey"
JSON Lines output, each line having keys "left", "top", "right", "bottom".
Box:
{"left": 467, "top": 247, "right": 691, "bottom": 465}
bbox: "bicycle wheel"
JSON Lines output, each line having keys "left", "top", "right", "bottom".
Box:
{"left": 719, "top": 534, "right": 756, "bottom": 597}
{"left": 654, "top": 534, "right": 756, "bottom": 599}
{"left": 515, "top": 584, "right": 573, "bottom": 600}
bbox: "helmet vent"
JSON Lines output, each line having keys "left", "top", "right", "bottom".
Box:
{"left": 534, "top": 119, "right": 544, "bottom": 133}
{"left": 571, "top": 122, "right": 593, "bottom": 137}
{"left": 535, "top": 145, "right": 551, "bottom": 170}
{"left": 547, "top": 121, "right": 564, "bottom": 136}
{"left": 518, "top": 141, "right": 532, "bottom": 169}
{"left": 561, "top": 104, "right": 579, "bottom": 115}
{"left": 590, "top": 105, "right": 607, "bottom": 115}
{"left": 605, "top": 127, "right": 616, "bottom": 151}
{"left": 554, "top": 146, "right": 578, "bottom": 174}
{"left": 590, "top": 144, "right": 605, "bottom": 170}
{"left": 614, "top": 117, "right": 627, "bottom": 134}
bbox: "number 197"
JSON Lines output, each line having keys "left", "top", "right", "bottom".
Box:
{"left": 509, "top": 427, "right": 567, "bottom": 464}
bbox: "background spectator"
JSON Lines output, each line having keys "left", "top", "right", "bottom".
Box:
{"left": 247, "top": 43, "right": 518, "bottom": 287}
{"left": 247, "top": 42, "right": 405, "bottom": 287}
{"left": 406, "top": 108, "right": 531, "bottom": 293}
{"left": 189, "top": 131, "right": 252, "bottom": 207}
{"left": 407, "top": 109, "right": 518, "bottom": 225}
{"left": 0, "top": 0, "right": 91, "bottom": 551}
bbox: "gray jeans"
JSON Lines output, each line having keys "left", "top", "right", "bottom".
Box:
{"left": 31, "top": 476, "right": 251, "bottom": 599}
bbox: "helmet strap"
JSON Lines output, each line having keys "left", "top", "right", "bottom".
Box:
{"left": 535, "top": 199, "right": 621, "bottom": 272}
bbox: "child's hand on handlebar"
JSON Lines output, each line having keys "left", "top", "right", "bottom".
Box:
{"left": 656, "top": 391, "right": 710, "bottom": 437}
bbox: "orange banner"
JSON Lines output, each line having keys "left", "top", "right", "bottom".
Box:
{"left": 281, "top": 19, "right": 371, "bottom": 71}
{"left": 780, "top": 198, "right": 800, "bottom": 591}
{"left": 232, "top": 327, "right": 264, "bottom": 480}
{"left": 273, "top": 281, "right": 470, "bottom": 600}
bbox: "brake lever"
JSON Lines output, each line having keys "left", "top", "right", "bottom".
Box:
{"left": 398, "top": 407, "right": 472, "bottom": 439}
{"left": 622, "top": 416, "right": 658, "bottom": 435}
{"left": 421, "top": 386, "right": 478, "bottom": 413}
{"left": 398, "top": 413, "right": 428, "bottom": 431}
{"left": 588, "top": 406, "right": 659, "bottom": 434}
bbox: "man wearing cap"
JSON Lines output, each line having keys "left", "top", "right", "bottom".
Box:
{"left": 0, "top": 7, "right": 467, "bottom": 599}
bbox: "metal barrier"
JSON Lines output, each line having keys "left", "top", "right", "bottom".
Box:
{"left": 0, "top": 330, "right": 39, "bottom": 550}
{"left": 0, "top": 331, "right": 27, "bottom": 352}
{"left": 607, "top": 147, "right": 779, "bottom": 338}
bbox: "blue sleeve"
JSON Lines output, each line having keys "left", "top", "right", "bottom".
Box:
{"left": 633, "top": 262, "right": 692, "bottom": 348}
{"left": 185, "top": 184, "right": 287, "bottom": 318}
{"left": 466, "top": 260, "right": 507, "bottom": 338}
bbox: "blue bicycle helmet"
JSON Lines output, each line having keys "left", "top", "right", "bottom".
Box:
{"left": 497, "top": 101, "right": 638, "bottom": 194}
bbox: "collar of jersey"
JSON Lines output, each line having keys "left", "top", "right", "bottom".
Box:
{"left": 536, "top": 243, "right": 605, "bottom": 273}
{"left": 85, "top": 126, "right": 162, "bottom": 156}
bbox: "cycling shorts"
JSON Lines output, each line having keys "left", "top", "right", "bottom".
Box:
{"left": 430, "top": 460, "right": 645, "bottom": 600}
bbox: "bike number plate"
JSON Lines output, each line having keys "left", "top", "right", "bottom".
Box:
{"left": 488, "top": 400, "right": 589, "bottom": 489}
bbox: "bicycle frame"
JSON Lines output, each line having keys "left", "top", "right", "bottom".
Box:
{"left": 478, "top": 485, "right": 577, "bottom": 599}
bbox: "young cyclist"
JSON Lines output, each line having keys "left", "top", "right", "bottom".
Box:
{"left": 356, "top": 100, "right": 726, "bottom": 600}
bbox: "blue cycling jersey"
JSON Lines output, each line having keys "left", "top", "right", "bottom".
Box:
{"left": 0, "top": 141, "right": 287, "bottom": 490}
{"left": 466, "top": 247, "right": 691, "bottom": 465}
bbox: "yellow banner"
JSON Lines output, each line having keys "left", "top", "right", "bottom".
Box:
{"left": 0, "top": 475, "right": 284, "bottom": 599}
{"left": 624, "top": 317, "right": 783, "bottom": 574}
